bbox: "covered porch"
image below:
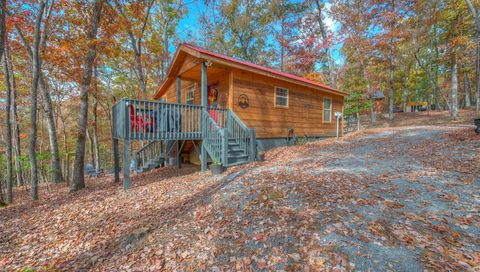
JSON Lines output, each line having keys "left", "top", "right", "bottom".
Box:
{"left": 155, "top": 50, "right": 235, "bottom": 110}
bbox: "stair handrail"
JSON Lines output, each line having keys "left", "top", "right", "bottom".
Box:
{"left": 133, "top": 140, "right": 161, "bottom": 172}
{"left": 225, "top": 110, "right": 256, "bottom": 163}
{"left": 202, "top": 110, "right": 226, "bottom": 164}
{"left": 227, "top": 110, "right": 249, "bottom": 130}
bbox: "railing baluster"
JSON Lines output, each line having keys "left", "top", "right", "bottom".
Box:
{"left": 148, "top": 101, "right": 151, "bottom": 142}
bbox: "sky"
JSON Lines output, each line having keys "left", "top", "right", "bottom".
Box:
{"left": 175, "top": 0, "right": 205, "bottom": 44}
{"left": 174, "top": 0, "right": 345, "bottom": 66}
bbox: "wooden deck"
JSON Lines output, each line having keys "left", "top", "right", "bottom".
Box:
{"left": 112, "top": 99, "right": 231, "bottom": 141}
{"left": 111, "top": 98, "right": 257, "bottom": 189}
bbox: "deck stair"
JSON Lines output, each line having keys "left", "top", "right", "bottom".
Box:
{"left": 202, "top": 109, "right": 255, "bottom": 167}
{"left": 133, "top": 141, "right": 165, "bottom": 173}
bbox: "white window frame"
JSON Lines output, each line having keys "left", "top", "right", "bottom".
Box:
{"left": 323, "top": 97, "right": 332, "bottom": 123}
{"left": 274, "top": 87, "right": 289, "bottom": 108}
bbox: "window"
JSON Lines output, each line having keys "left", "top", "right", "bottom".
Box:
{"left": 186, "top": 88, "right": 194, "bottom": 105}
{"left": 323, "top": 97, "right": 332, "bottom": 122}
{"left": 275, "top": 87, "right": 289, "bottom": 107}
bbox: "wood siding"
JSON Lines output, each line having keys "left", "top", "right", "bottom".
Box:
{"left": 161, "top": 69, "right": 229, "bottom": 108}
{"left": 231, "top": 69, "right": 344, "bottom": 139}
{"left": 157, "top": 57, "right": 345, "bottom": 139}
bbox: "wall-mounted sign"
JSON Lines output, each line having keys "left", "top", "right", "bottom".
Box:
{"left": 238, "top": 94, "right": 249, "bottom": 109}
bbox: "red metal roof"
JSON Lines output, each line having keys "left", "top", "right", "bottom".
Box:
{"left": 181, "top": 43, "right": 346, "bottom": 96}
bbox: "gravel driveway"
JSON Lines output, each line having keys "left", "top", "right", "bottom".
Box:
{"left": 142, "top": 126, "right": 479, "bottom": 271}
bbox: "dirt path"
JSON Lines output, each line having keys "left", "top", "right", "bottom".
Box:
{"left": 1, "top": 126, "right": 479, "bottom": 271}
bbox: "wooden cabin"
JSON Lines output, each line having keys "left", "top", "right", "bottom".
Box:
{"left": 154, "top": 44, "right": 347, "bottom": 148}
{"left": 111, "top": 44, "right": 346, "bottom": 189}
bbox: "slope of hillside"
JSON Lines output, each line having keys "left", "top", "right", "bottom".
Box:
{"left": 1, "top": 125, "right": 479, "bottom": 271}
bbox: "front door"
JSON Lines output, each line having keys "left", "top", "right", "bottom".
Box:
{"left": 208, "top": 83, "right": 220, "bottom": 123}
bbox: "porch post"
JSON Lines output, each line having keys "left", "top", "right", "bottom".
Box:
{"left": 201, "top": 61, "right": 208, "bottom": 172}
{"left": 176, "top": 76, "right": 181, "bottom": 103}
{"left": 123, "top": 140, "right": 131, "bottom": 190}
{"left": 176, "top": 76, "right": 182, "bottom": 169}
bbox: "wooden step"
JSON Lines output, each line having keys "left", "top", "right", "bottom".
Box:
{"left": 226, "top": 157, "right": 250, "bottom": 166}
{"left": 227, "top": 154, "right": 249, "bottom": 165}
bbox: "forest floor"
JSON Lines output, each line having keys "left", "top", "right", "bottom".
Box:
{"left": 1, "top": 119, "right": 479, "bottom": 271}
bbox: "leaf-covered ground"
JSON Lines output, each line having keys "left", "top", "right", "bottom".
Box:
{"left": 1, "top": 126, "right": 479, "bottom": 271}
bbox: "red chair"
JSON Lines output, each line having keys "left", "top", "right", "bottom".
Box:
{"left": 130, "top": 105, "right": 140, "bottom": 133}
{"left": 130, "top": 105, "right": 156, "bottom": 133}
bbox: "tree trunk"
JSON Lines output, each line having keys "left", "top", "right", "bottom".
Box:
{"left": 388, "top": 48, "right": 395, "bottom": 120}
{"left": 39, "top": 76, "right": 63, "bottom": 183}
{"left": 12, "top": 113, "right": 23, "bottom": 187}
{"left": 356, "top": 112, "right": 361, "bottom": 131}
{"left": 87, "top": 128, "right": 95, "bottom": 167}
{"left": 133, "top": 49, "right": 147, "bottom": 96}
{"left": 451, "top": 59, "right": 459, "bottom": 119}
{"left": 314, "top": 0, "right": 336, "bottom": 88}
{"left": 63, "top": 128, "right": 69, "bottom": 182}
{"left": 387, "top": 0, "right": 397, "bottom": 120}
{"left": 93, "top": 67, "right": 101, "bottom": 171}
{"left": 280, "top": 18, "right": 285, "bottom": 72}
{"left": 466, "top": 0, "right": 480, "bottom": 111}
{"left": 355, "top": 45, "right": 375, "bottom": 122}
{"left": 0, "top": 0, "right": 8, "bottom": 203}
{"left": 93, "top": 98, "right": 100, "bottom": 171}
{"left": 0, "top": 0, "right": 5, "bottom": 61}
{"left": 464, "top": 71, "right": 472, "bottom": 108}
{"left": 476, "top": 47, "right": 480, "bottom": 111}
{"left": 29, "top": 1, "right": 46, "bottom": 200}
{"left": 3, "top": 51, "right": 13, "bottom": 204}
{"left": 0, "top": 130, "right": 4, "bottom": 203}
{"left": 71, "top": 0, "right": 104, "bottom": 192}
{"left": 402, "top": 76, "right": 409, "bottom": 112}
{"left": 5, "top": 41, "right": 23, "bottom": 187}
{"left": 388, "top": 51, "right": 395, "bottom": 118}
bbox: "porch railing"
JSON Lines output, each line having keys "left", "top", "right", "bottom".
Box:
{"left": 112, "top": 98, "right": 232, "bottom": 141}
{"left": 112, "top": 98, "right": 257, "bottom": 166}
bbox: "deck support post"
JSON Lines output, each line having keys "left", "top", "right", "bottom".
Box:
{"left": 113, "top": 138, "right": 120, "bottom": 183}
{"left": 200, "top": 61, "right": 208, "bottom": 172}
{"left": 160, "top": 140, "right": 165, "bottom": 167}
{"left": 123, "top": 140, "right": 131, "bottom": 190}
{"left": 176, "top": 77, "right": 182, "bottom": 169}
{"left": 176, "top": 141, "right": 181, "bottom": 169}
